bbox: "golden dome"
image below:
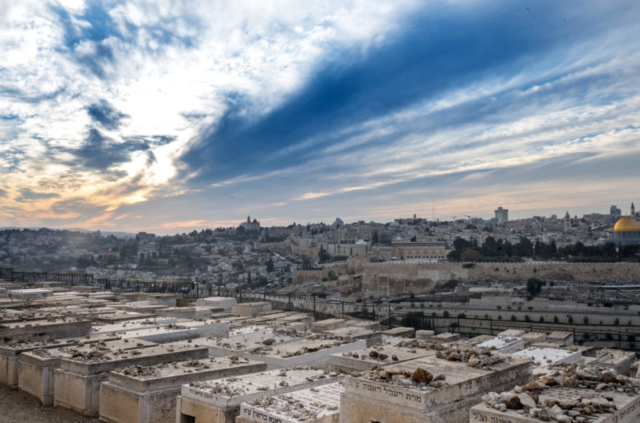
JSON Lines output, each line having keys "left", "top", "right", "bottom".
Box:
{"left": 614, "top": 216, "right": 640, "bottom": 232}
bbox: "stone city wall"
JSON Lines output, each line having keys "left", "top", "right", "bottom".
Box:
{"left": 360, "top": 261, "right": 640, "bottom": 299}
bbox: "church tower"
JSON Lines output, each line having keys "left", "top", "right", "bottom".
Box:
{"left": 564, "top": 211, "right": 571, "bottom": 232}
{"left": 632, "top": 203, "right": 636, "bottom": 217}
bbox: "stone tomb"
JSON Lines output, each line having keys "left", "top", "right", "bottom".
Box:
{"left": 0, "top": 334, "right": 119, "bottom": 388}
{"left": 177, "top": 368, "right": 343, "bottom": 423}
{"left": 7, "top": 289, "right": 53, "bottom": 299}
{"left": 339, "top": 355, "right": 533, "bottom": 423}
{"left": 511, "top": 346, "right": 582, "bottom": 370}
{"left": 53, "top": 344, "right": 208, "bottom": 416}
{"left": 112, "top": 301, "right": 169, "bottom": 314}
{"left": 497, "top": 329, "right": 526, "bottom": 338}
{"left": 91, "top": 318, "right": 179, "bottom": 335}
{"left": 415, "top": 330, "right": 435, "bottom": 340}
{"left": 596, "top": 349, "right": 637, "bottom": 376}
{"left": 171, "top": 329, "right": 304, "bottom": 357}
{"left": 0, "top": 318, "right": 92, "bottom": 342}
{"left": 546, "top": 331, "right": 574, "bottom": 346}
{"left": 310, "top": 319, "right": 349, "bottom": 333}
{"left": 324, "top": 327, "right": 383, "bottom": 348}
{"left": 382, "top": 327, "right": 416, "bottom": 338}
{"left": 416, "top": 332, "right": 461, "bottom": 344}
{"left": 228, "top": 325, "right": 273, "bottom": 337}
{"left": 475, "top": 336, "right": 524, "bottom": 354}
{"left": 242, "top": 336, "right": 369, "bottom": 369}
{"left": 329, "top": 341, "right": 436, "bottom": 373}
{"left": 18, "top": 338, "right": 156, "bottom": 405}
{"left": 232, "top": 302, "right": 273, "bottom": 318}
{"left": 93, "top": 312, "right": 159, "bottom": 324}
{"left": 237, "top": 381, "right": 344, "bottom": 423}
{"left": 519, "top": 332, "right": 547, "bottom": 346}
{"left": 99, "top": 356, "right": 267, "bottom": 423}
{"left": 469, "top": 386, "right": 640, "bottom": 423}
{"left": 157, "top": 307, "right": 223, "bottom": 320}
{"left": 195, "top": 297, "right": 238, "bottom": 311}
{"left": 121, "top": 321, "right": 229, "bottom": 343}
{"left": 351, "top": 320, "right": 381, "bottom": 331}
{"left": 275, "top": 314, "right": 314, "bottom": 326}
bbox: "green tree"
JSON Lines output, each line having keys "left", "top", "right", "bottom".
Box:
{"left": 266, "top": 258, "right": 275, "bottom": 273}
{"left": 526, "top": 278, "right": 544, "bottom": 296}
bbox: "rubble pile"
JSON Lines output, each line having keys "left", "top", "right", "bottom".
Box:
{"left": 480, "top": 363, "right": 640, "bottom": 422}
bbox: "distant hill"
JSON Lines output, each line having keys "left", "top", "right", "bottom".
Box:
{"left": 0, "top": 227, "right": 136, "bottom": 239}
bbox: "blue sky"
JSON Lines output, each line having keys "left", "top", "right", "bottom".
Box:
{"left": 1, "top": 0, "right": 640, "bottom": 233}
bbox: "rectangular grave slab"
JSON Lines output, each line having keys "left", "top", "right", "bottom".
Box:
{"left": 18, "top": 338, "right": 156, "bottom": 405}
{"left": 546, "top": 331, "right": 574, "bottom": 346}
{"left": 497, "top": 329, "right": 526, "bottom": 338}
{"left": 416, "top": 330, "right": 435, "bottom": 340}
{"left": 99, "top": 356, "right": 266, "bottom": 423}
{"left": 275, "top": 314, "right": 314, "bottom": 326}
{"left": 242, "top": 337, "right": 368, "bottom": 369}
{"left": 597, "top": 349, "right": 637, "bottom": 376}
{"left": 93, "top": 312, "right": 159, "bottom": 324}
{"left": 178, "top": 368, "right": 343, "bottom": 423}
{"left": 469, "top": 386, "right": 640, "bottom": 423}
{"left": 91, "top": 318, "right": 180, "bottom": 335}
{"left": 382, "top": 327, "right": 416, "bottom": 338}
{"left": 310, "top": 319, "right": 348, "bottom": 333}
{"left": 53, "top": 344, "right": 208, "bottom": 416}
{"left": 476, "top": 336, "right": 524, "bottom": 354}
{"left": 232, "top": 302, "right": 273, "bottom": 318}
{"left": 324, "top": 328, "right": 382, "bottom": 348}
{"left": 520, "top": 332, "right": 547, "bottom": 346}
{"left": 512, "top": 346, "right": 582, "bottom": 370}
{"left": 416, "top": 332, "right": 460, "bottom": 344}
{"left": 237, "top": 381, "right": 344, "bottom": 423}
{"left": 339, "top": 355, "right": 532, "bottom": 423}
{"left": 0, "top": 334, "right": 119, "bottom": 388}
{"left": 0, "top": 318, "right": 92, "bottom": 342}
{"left": 195, "top": 297, "right": 238, "bottom": 311}
{"left": 170, "top": 330, "right": 304, "bottom": 358}
{"left": 157, "top": 307, "right": 223, "bottom": 320}
{"left": 351, "top": 321, "right": 381, "bottom": 331}
{"left": 112, "top": 301, "right": 169, "bottom": 314}
{"left": 329, "top": 342, "right": 436, "bottom": 373}
{"left": 141, "top": 293, "right": 177, "bottom": 307}
{"left": 228, "top": 325, "right": 273, "bottom": 338}
{"left": 121, "top": 321, "right": 229, "bottom": 344}
{"left": 8, "top": 289, "right": 53, "bottom": 299}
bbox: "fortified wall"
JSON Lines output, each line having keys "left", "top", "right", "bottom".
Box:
{"left": 361, "top": 261, "right": 640, "bottom": 299}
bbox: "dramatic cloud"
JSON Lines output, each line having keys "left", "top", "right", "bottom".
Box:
{"left": 86, "top": 100, "right": 128, "bottom": 130}
{"left": 1, "top": 0, "right": 639, "bottom": 232}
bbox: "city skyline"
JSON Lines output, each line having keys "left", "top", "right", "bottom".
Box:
{"left": 2, "top": 0, "right": 640, "bottom": 233}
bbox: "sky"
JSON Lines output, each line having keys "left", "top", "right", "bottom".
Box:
{"left": 1, "top": 0, "right": 640, "bottom": 234}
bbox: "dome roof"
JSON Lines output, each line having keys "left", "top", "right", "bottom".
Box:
{"left": 614, "top": 216, "right": 640, "bottom": 233}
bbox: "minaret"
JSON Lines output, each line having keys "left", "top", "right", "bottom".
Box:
{"left": 632, "top": 203, "right": 636, "bottom": 217}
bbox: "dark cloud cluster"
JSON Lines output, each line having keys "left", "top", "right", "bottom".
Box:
{"left": 72, "top": 129, "right": 148, "bottom": 170}
{"left": 15, "top": 188, "right": 60, "bottom": 202}
{"left": 87, "top": 100, "right": 128, "bottom": 130}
